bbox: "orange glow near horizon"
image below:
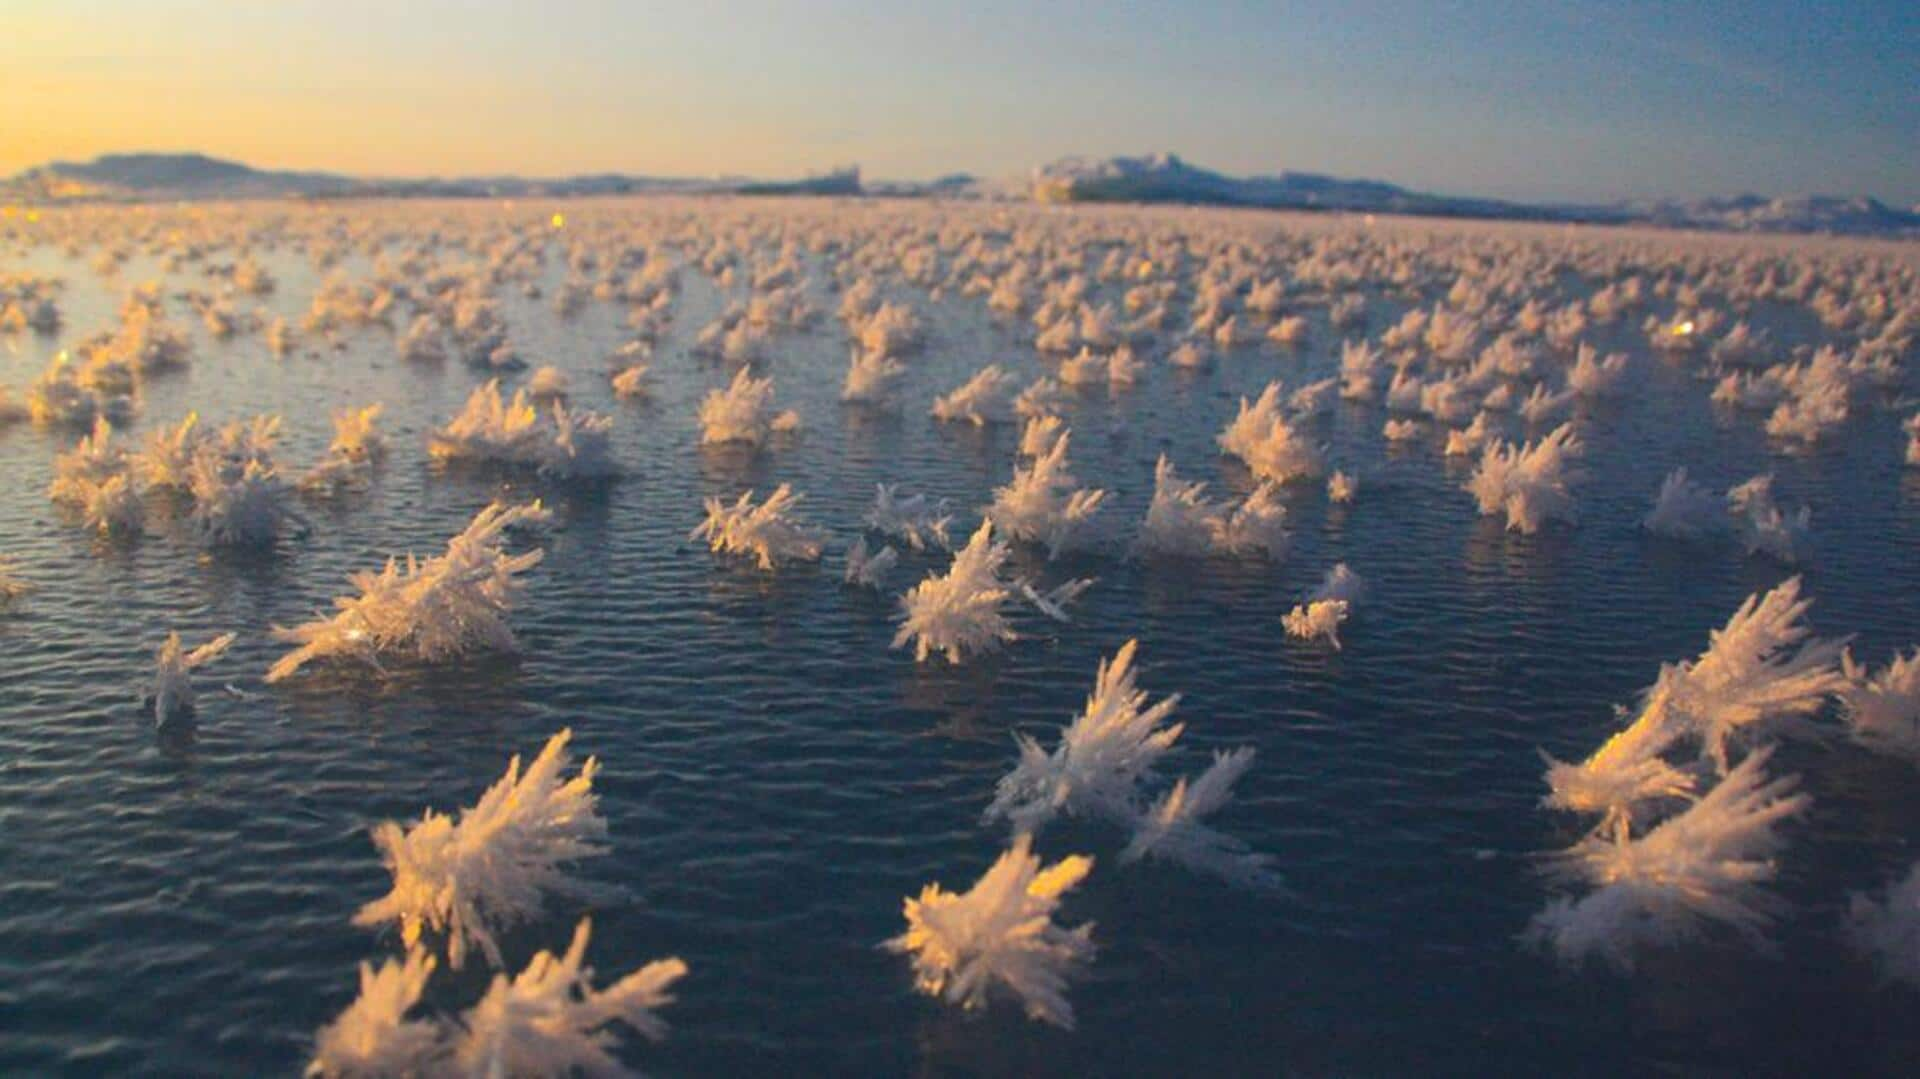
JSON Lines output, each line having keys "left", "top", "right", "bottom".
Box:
{"left": 0, "top": 5, "right": 822, "bottom": 180}
{"left": 4, "top": 0, "right": 1914, "bottom": 203}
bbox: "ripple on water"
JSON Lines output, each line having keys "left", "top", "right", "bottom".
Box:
{"left": 1, "top": 219, "right": 1917, "bottom": 1076}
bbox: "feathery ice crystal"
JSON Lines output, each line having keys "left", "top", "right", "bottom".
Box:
{"left": 1567, "top": 345, "right": 1628, "bottom": 398}
{"left": 27, "top": 352, "right": 132, "bottom": 428}
{"left": 1763, "top": 348, "right": 1851, "bottom": 445}
{"left": 1847, "top": 861, "right": 1920, "bottom": 986}
{"left": 1642, "top": 467, "right": 1727, "bottom": 540}
{"left": 1134, "top": 455, "right": 1288, "bottom": 561}
{"left": 49, "top": 417, "right": 146, "bottom": 536}
{"left": 452, "top": 919, "right": 686, "bottom": 1077}
{"left": 690, "top": 484, "right": 825, "bottom": 571}
{"left": 134, "top": 412, "right": 299, "bottom": 548}
{"left": 1214, "top": 482, "right": 1291, "bottom": 560}
{"left": 1267, "top": 315, "right": 1309, "bottom": 346}
{"left": 1216, "top": 382, "right": 1326, "bottom": 484}
{"left": 1528, "top": 747, "right": 1808, "bottom": 970}
{"left": 844, "top": 536, "right": 899, "bottom": 590}
{"left": 312, "top": 922, "right": 685, "bottom": 1078}
{"left": 1283, "top": 563, "right": 1364, "bottom": 649}
{"left": 1444, "top": 412, "right": 1499, "bottom": 457}
{"left": 1132, "top": 463, "right": 1217, "bottom": 561}
{"left": 188, "top": 449, "right": 299, "bottom": 548}
{"left": 1169, "top": 339, "right": 1211, "bottom": 370}
{"left": 1327, "top": 470, "right": 1357, "bottom": 504}
{"left": 146, "top": 630, "right": 236, "bottom": 726}
{"left": 983, "top": 430, "right": 1107, "bottom": 558}
{"left": 307, "top": 950, "right": 441, "bottom": 1079}
{"left": 267, "top": 500, "right": 550, "bottom": 682}
{"left": 863, "top": 484, "right": 952, "bottom": 551}
{"left": 1666, "top": 576, "right": 1845, "bottom": 772}
{"left": 134, "top": 412, "right": 206, "bottom": 491}
{"left": 1541, "top": 666, "right": 1696, "bottom": 826}
{"left": 430, "top": 380, "right": 614, "bottom": 478}
{"left": 1727, "top": 474, "right": 1810, "bottom": 564}
{"left": 303, "top": 404, "right": 388, "bottom": 494}
{"left": 930, "top": 365, "right": 1019, "bottom": 426}
{"left": 610, "top": 363, "right": 651, "bottom": 400}
{"left": 892, "top": 520, "right": 1027, "bottom": 664}
{"left": 328, "top": 404, "right": 387, "bottom": 462}
{"left": 1059, "top": 346, "right": 1108, "bottom": 387}
{"left": 853, "top": 301, "right": 923, "bottom": 356}
{"left": 1009, "top": 377, "right": 1066, "bottom": 426}
{"left": 1122, "top": 747, "right": 1279, "bottom": 889}
{"left": 1013, "top": 576, "right": 1094, "bottom": 625}
{"left": 986, "top": 639, "right": 1184, "bottom": 835}
{"left": 1019, "top": 414, "right": 1066, "bottom": 459}
{"left": 1012, "top": 376, "right": 1069, "bottom": 421}
{"left": 355, "top": 729, "right": 609, "bottom": 969}
{"left": 842, "top": 348, "right": 906, "bottom": 405}
{"left": 526, "top": 365, "right": 570, "bottom": 399}
{"left": 1840, "top": 648, "right": 1920, "bottom": 764}
{"left": 1466, "top": 423, "right": 1584, "bottom": 534}
{"left": 886, "top": 835, "right": 1095, "bottom": 1029}
{"left": 49, "top": 415, "right": 129, "bottom": 503}
{"left": 698, "top": 367, "right": 799, "bottom": 446}
{"left": 1542, "top": 576, "right": 1844, "bottom": 825}
{"left": 398, "top": 313, "right": 448, "bottom": 364}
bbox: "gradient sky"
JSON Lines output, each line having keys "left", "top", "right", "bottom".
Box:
{"left": 5, "top": 0, "right": 1915, "bottom": 203}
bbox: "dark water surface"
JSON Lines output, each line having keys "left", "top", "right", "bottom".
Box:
{"left": 1, "top": 211, "right": 1917, "bottom": 1077}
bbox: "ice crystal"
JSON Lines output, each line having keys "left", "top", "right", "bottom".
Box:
{"left": 451, "top": 919, "right": 685, "bottom": 1077}
{"left": 892, "top": 520, "right": 1016, "bottom": 664}
{"left": 885, "top": 835, "right": 1095, "bottom": 1029}
{"left": 355, "top": 729, "right": 609, "bottom": 970}
{"left": 146, "top": 630, "right": 236, "bottom": 726}
{"left": 267, "top": 501, "right": 550, "bottom": 682}
{"left": 985, "top": 640, "right": 1184, "bottom": 835}
{"left": 983, "top": 431, "right": 1107, "bottom": 558}
{"left": 1529, "top": 748, "right": 1808, "bottom": 970}
{"left": 690, "top": 484, "right": 825, "bottom": 571}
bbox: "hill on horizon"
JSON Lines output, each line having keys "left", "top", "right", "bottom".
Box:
{"left": 6, "top": 150, "right": 1916, "bottom": 238}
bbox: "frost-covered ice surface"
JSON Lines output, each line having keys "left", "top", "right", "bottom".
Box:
{"left": 0, "top": 201, "right": 1917, "bottom": 1076}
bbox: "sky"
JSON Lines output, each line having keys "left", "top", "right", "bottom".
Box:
{"left": 3, "top": 0, "right": 1915, "bottom": 204}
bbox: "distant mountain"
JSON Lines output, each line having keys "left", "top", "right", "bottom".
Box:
{"left": 1027, "top": 152, "right": 1536, "bottom": 219}
{"left": 1024, "top": 153, "right": 1920, "bottom": 237}
{"left": 0, "top": 152, "right": 824, "bottom": 203}
{"left": 864, "top": 172, "right": 978, "bottom": 198}
{"left": 1619, "top": 193, "right": 1920, "bottom": 236}
{"left": 6, "top": 151, "right": 1915, "bottom": 238}
{"left": 736, "top": 166, "right": 863, "bottom": 197}
{"left": 0, "top": 153, "right": 721, "bottom": 202}
{"left": 8, "top": 152, "right": 357, "bottom": 200}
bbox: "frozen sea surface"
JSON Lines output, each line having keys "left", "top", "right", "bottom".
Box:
{"left": 1, "top": 203, "right": 1917, "bottom": 1076}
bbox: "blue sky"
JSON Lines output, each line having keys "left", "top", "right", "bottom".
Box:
{"left": 6, "top": 0, "right": 1915, "bottom": 202}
